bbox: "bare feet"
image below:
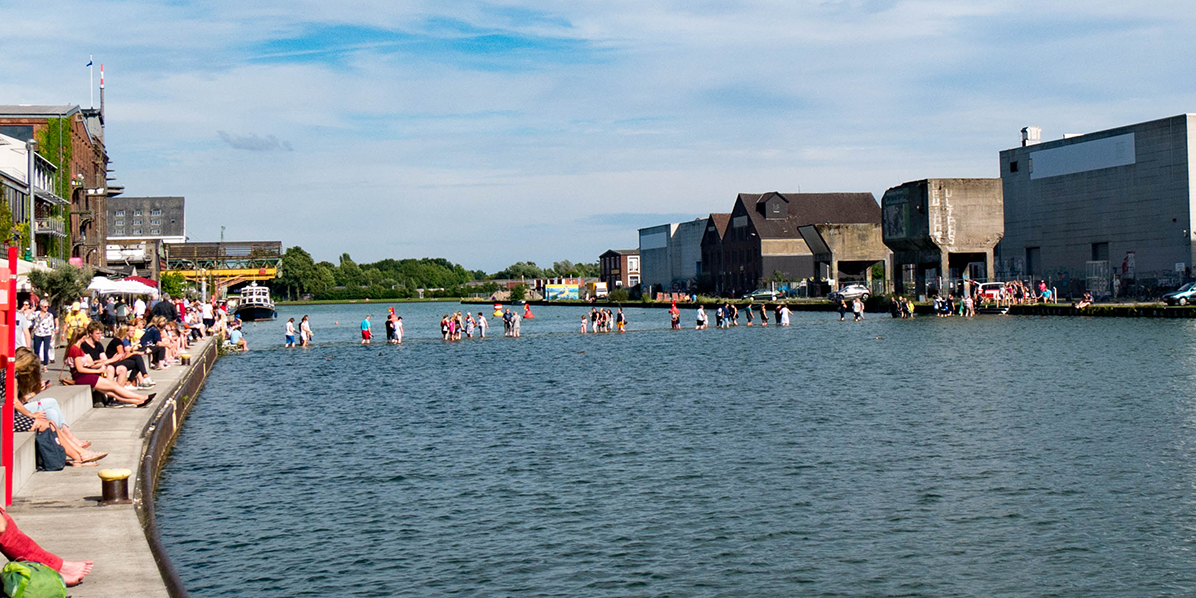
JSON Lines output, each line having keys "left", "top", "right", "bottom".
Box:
{"left": 79, "top": 441, "right": 92, "bottom": 449}
{"left": 60, "top": 560, "right": 93, "bottom": 586}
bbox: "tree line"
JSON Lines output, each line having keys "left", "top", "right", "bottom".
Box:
{"left": 272, "top": 246, "right": 599, "bottom": 300}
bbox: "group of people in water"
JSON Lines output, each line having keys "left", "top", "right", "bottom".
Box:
{"left": 582, "top": 307, "right": 625, "bottom": 333}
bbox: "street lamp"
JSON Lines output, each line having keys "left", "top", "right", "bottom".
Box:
{"left": 24, "top": 138, "right": 36, "bottom": 262}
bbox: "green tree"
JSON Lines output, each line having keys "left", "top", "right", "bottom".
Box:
{"left": 493, "top": 261, "right": 545, "bottom": 279}
{"left": 28, "top": 264, "right": 92, "bottom": 313}
{"left": 159, "top": 272, "right": 185, "bottom": 298}
{"left": 336, "top": 253, "right": 365, "bottom": 287}
{"left": 276, "top": 246, "right": 320, "bottom": 300}
{"left": 510, "top": 283, "right": 527, "bottom": 301}
{"left": 609, "top": 288, "right": 629, "bottom": 301}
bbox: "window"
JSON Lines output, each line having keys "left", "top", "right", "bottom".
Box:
{"left": 133, "top": 229, "right": 142, "bottom": 235}
{"left": 628, "top": 257, "right": 639, "bottom": 271}
{"left": 115, "top": 210, "right": 125, "bottom": 217}
{"left": 151, "top": 219, "right": 161, "bottom": 225}
{"left": 1091, "top": 242, "right": 1109, "bottom": 262}
{"left": 150, "top": 209, "right": 162, "bottom": 216}
{"left": 133, "top": 219, "right": 142, "bottom": 225}
{"left": 629, "top": 275, "right": 640, "bottom": 287}
{"left": 114, "top": 228, "right": 124, "bottom": 235}
{"left": 0, "top": 125, "right": 34, "bottom": 141}
{"left": 134, "top": 210, "right": 142, "bottom": 216}
{"left": 1010, "top": 160, "right": 1018, "bottom": 173}
{"left": 115, "top": 220, "right": 124, "bottom": 226}
{"left": 150, "top": 228, "right": 160, "bottom": 234}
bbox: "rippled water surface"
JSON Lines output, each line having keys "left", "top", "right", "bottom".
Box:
{"left": 156, "top": 303, "right": 1196, "bottom": 597}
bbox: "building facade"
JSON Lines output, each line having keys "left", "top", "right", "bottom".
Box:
{"left": 998, "top": 114, "right": 1196, "bottom": 298}
{"left": 882, "top": 178, "right": 1004, "bottom": 296}
{"left": 638, "top": 218, "right": 705, "bottom": 293}
{"left": 0, "top": 134, "right": 72, "bottom": 260}
{"left": 599, "top": 249, "right": 640, "bottom": 290}
{"left": 104, "top": 196, "right": 185, "bottom": 278}
{"left": 715, "top": 192, "right": 882, "bottom": 294}
{"left": 0, "top": 105, "right": 115, "bottom": 268}
{"left": 698, "top": 213, "right": 731, "bottom": 293}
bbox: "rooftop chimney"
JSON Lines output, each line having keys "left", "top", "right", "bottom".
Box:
{"left": 99, "top": 64, "right": 105, "bottom": 127}
{"left": 1023, "top": 126, "right": 1042, "bottom": 147}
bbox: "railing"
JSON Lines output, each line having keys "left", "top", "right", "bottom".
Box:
{"left": 33, "top": 217, "right": 65, "bottom": 237}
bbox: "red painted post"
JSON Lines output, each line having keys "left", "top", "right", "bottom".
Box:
{"left": 3, "top": 246, "right": 15, "bottom": 506}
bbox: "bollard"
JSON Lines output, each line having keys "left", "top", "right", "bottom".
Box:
{"left": 98, "top": 468, "right": 133, "bottom": 505}
{"left": 180, "top": 353, "right": 192, "bottom": 366}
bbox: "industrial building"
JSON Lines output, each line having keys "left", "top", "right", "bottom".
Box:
{"left": 698, "top": 213, "right": 732, "bottom": 294}
{"left": 998, "top": 115, "right": 1196, "bottom": 298}
{"left": 638, "top": 218, "right": 705, "bottom": 294}
{"left": 708, "top": 191, "right": 884, "bottom": 295}
{"left": 105, "top": 196, "right": 186, "bottom": 278}
{"left": 882, "top": 179, "right": 1004, "bottom": 296}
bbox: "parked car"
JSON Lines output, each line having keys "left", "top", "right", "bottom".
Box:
{"left": 1163, "top": 282, "right": 1196, "bottom": 305}
{"left": 748, "top": 288, "right": 781, "bottom": 301}
{"left": 829, "top": 283, "right": 871, "bottom": 302}
{"left": 977, "top": 282, "right": 1006, "bottom": 300}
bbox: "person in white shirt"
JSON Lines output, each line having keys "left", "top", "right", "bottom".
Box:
{"left": 394, "top": 317, "right": 403, "bottom": 344}
{"left": 477, "top": 313, "right": 487, "bottom": 338}
{"left": 14, "top": 300, "right": 32, "bottom": 349}
{"left": 134, "top": 297, "right": 147, "bottom": 319}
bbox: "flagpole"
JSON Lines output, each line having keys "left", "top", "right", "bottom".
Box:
{"left": 89, "top": 55, "right": 94, "bottom": 108}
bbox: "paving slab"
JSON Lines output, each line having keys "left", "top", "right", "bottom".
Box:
{"left": 7, "top": 337, "right": 217, "bottom": 597}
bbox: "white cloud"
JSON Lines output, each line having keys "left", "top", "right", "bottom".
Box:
{"left": 3, "top": 1, "right": 1196, "bottom": 270}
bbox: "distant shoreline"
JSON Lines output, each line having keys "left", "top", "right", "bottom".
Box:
{"left": 276, "top": 298, "right": 460, "bottom": 306}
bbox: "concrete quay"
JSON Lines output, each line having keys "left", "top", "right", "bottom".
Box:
{"left": 6, "top": 336, "right": 219, "bottom": 597}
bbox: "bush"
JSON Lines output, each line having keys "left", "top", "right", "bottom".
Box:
{"left": 609, "top": 288, "right": 629, "bottom": 302}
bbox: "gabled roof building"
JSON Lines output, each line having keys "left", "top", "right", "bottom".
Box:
{"left": 716, "top": 192, "right": 885, "bottom": 294}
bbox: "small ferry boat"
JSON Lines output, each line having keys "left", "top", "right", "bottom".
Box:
{"left": 234, "top": 283, "right": 277, "bottom": 321}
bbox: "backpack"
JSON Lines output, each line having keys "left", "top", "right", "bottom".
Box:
{"left": 1, "top": 561, "right": 66, "bottom": 598}
{"left": 33, "top": 430, "right": 65, "bottom": 472}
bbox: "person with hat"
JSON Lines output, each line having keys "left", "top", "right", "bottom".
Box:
{"left": 63, "top": 301, "right": 90, "bottom": 349}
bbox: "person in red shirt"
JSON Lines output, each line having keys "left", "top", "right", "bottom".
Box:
{"left": 68, "top": 323, "right": 155, "bottom": 407}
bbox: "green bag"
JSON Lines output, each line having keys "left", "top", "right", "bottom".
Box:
{"left": 1, "top": 562, "right": 65, "bottom": 598}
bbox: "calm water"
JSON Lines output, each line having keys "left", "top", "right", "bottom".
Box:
{"left": 156, "top": 302, "right": 1196, "bottom": 597}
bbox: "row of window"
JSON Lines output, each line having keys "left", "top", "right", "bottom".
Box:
{"left": 113, "top": 209, "right": 163, "bottom": 217}
{"left": 113, "top": 219, "right": 160, "bottom": 226}
{"left": 114, "top": 228, "right": 160, "bottom": 236}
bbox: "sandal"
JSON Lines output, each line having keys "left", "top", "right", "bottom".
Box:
{"left": 67, "top": 460, "right": 98, "bottom": 468}
{"left": 81, "top": 452, "right": 108, "bottom": 463}
{"left": 137, "top": 394, "right": 157, "bottom": 408}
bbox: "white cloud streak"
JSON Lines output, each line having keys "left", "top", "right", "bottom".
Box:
{"left": 3, "top": 1, "right": 1196, "bottom": 269}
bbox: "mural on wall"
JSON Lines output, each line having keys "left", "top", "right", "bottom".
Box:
{"left": 929, "top": 185, "right": 957, "bottom": 249}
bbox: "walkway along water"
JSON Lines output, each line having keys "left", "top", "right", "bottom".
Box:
{"left": 7, "top": 336, "right": 218, "bottom": 598}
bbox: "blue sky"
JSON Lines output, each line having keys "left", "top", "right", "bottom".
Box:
{"left": 4, "top": 0, "right": 1196, "bottom": 271}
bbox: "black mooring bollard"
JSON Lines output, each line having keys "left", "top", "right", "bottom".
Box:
{"left": 98, "top": 469, "right": 133, "bottom": 505}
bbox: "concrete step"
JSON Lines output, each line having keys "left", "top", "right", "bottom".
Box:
{"left": 12, "top": 384, "right": 95, "bottom": 494}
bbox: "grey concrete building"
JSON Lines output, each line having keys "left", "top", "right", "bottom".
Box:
{"left": 638, "top": 218, "right": 706, "bottom": 293}
{"left": 882, "top": 179, "right": 1004, "bottom": 296}
{"left": 998, "top": 115, "right": 1196, "bottom": 298}
{"left": 107, "top": 196, "right": 185, "bottom": 242}
{"left": 798, "top": 223, "right": 892, "bottom": 294}
{"left": 105, "top": 196, "right": 185, "bottom": 278}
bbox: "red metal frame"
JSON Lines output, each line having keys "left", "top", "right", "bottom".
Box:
{"left": 3, "top": 246, "right": 15, "bottom": 506}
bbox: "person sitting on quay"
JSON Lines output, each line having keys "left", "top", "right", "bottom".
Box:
{"left": 15, "top": 348, "right": 107, "bottom": 466}
{"left": 107, "top": 326, "right": 155, "bottom": 389}
{"left": 70, "top": 322, "right": 154, "bottom": 407}
{"left": 227, "top": 321, "right": 248, "bottom": 352}
{"left": 139, "top": 316, "right": 171, "bottom": 370}
{"left": 1075, "top": 292, "right": 1094, "bottom": 310}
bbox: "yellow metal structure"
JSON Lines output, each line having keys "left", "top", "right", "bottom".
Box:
{"left": 165, "top": 268, "right": 277, "bottom": 281}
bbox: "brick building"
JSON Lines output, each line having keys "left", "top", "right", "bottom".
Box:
{"left": 0, "top": 105, "right": 116, "bottom": 268}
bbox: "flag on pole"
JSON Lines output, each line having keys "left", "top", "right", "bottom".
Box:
{"left": 86, "top": 58, "right": 93, "bottom": 67}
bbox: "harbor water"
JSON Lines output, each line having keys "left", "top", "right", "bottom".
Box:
{"left": 155, "top": 303, "right": 1196, "bottom": 596}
